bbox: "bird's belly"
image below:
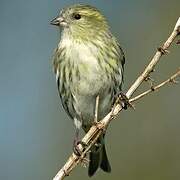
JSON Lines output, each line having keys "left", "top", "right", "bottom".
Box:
{"left": 72, "top": 73, "right": 113, "bottom": 129}
{"left": 74, "top": 88, "right": 113, "bottom": 129}
{"left": 77, "top": 72, "right": 107, "bottom": 96}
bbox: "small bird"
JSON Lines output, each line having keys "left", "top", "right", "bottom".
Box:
{"left": 51, "top": 4, "right": 125, "bottom": 177}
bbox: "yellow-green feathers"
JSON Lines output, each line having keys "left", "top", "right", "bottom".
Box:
{"left": 51, "top": 4, "right": 125, "bottom": 176}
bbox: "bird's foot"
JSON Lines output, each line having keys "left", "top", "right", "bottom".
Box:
{"left": 73, "top": 140, "right": 87, "bottom": 156}
{"left": 80, "top": 157, "right": 89, "bottom": 168}
{"left": 73, "top": 140, "right": 89, "bottom": 167}
{"left": 116, "top": 92, "right": 135, "bottom": 110}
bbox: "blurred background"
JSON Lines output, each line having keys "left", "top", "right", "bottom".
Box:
{"left": 0, "top": 0, "right": 179, "bottom": 179}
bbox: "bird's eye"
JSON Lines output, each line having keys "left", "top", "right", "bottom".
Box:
{"left": 73, "top": 13, "right": 81, "bottom": 20}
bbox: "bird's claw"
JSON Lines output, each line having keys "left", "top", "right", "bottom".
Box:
{"left": 80, "top": 157, "right": 89, "bottom": 168}
{"left": 73, "top": 140, "right": 87, "bottom": 156}
{"left": 118, "top": 92, "right": 135, "bottom": 110}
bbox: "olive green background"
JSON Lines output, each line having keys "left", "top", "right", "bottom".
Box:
{"left": 0, "top": 0, "right": 179, "bottom": 179}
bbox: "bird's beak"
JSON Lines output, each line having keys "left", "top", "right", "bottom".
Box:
{"left": 50, "top": 16, "right": 66, "bottom": 26}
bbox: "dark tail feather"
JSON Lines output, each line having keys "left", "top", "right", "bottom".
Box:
{"left": 88, "top": 144, "right": 111, "bottom": 177}
{"left": 100, "top": 144, "right": 111, "bottom": 172}
{"left": 88, "top": 150, "right": 100, "bottom": 177}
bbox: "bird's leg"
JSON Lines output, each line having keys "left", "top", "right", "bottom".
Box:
{"left": 73, "top": 128, "right": 81, "bottom": 156}
{"left": 73, "top": 118, "right": 87, "bottom": 156}
{"left": 73, "top": 128, "right": 89, "bottom": 166}
{"left": 94, "top": 95, "right": 100, "bottom": 124}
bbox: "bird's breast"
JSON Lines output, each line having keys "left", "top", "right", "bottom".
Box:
{"left": 61, "top": 40, "right": 110, "bottom": 96}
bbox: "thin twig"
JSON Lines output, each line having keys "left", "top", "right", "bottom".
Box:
{"left": 129, "top": 69, "right": 180, "bottom": 103}
{"left": 53, "top": 17, "right": 180, "bottom": 180}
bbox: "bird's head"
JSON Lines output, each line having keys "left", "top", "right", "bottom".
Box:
{"left": 50, "top": 4, "right": 109, "bottom": 40}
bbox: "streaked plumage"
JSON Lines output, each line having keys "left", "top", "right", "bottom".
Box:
{"left": 51, "top": 4, "right": 125, "bottom": 176}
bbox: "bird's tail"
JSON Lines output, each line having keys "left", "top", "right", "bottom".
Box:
{"left": 88, "top": 137, "right": 111, "bottom": 177}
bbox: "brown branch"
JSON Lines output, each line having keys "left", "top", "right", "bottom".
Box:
{"left": 53, "top": 17, "right": 180, "bottom": 180}
{"left": 129, "top": 69, "right": 180, "bottom": 103}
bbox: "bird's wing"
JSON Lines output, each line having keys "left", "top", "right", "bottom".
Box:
{"left": 118, "top": 43, "right": 125, "bottom": 83}
{"left": 52, "top": 47, "right": 74, "bottom": 119}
